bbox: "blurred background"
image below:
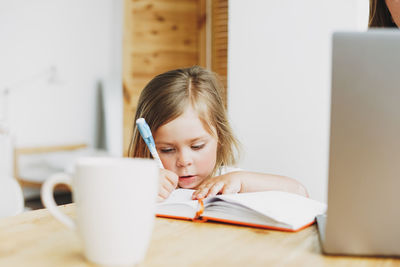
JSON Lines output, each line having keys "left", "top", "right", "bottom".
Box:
{"left": 0, "top": 0, "right": 368, "bottom": 211}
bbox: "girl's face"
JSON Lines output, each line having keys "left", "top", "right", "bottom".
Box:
{"left": 386, "top": 0, "right": 400, "bottom": 27}
{"left": 154, "top": 105, "right": 218, "bottom": 189}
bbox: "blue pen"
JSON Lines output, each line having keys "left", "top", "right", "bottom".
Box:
{"left": 136, "top": 118, "right": 164, "bottom": 168}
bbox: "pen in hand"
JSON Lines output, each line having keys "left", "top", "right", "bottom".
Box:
{"left": 136, "top": 118, "right": 164, "bottom": 169}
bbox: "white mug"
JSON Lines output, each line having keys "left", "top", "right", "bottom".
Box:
{"left": 41, "top": 157, "right": 158, "bottom": 266}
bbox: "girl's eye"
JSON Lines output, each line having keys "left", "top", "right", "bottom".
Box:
{"left": 191, "top": 143, "right": 205, "bottom": 150}
{"left": 160, "top": 148, "right": 175, "bottom": 153}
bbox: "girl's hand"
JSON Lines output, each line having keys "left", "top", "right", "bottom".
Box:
{"left": 158, "top": 169, "right": 179, "bottom": 202}
{"left": 192, "top": 173, "right": 242, "bottom": 200}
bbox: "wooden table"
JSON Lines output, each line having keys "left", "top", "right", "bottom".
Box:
{"left": 0, "top": 204, "right": 399, "bottom": 267}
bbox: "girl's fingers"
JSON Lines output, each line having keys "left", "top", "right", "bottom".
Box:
{"left": 159, "top": 169, "right": 179, "bottom": 189}
{"left": 192, "top": 182, "right": 225, "bottom": 199}
{"left": 158, "top": 184, "right": 172, "bottom": 200}
{"left": 192, "top": 186, "right": 210, "bottom": 200}
{"left": 166, "top": 174, "right": 178, "bottom": 188}
{"left": 161, "top": 179, "right": 175, "bottom": 193}
{"left": 207, "top": 182, "right": 225, "bottom": 197}
{"left": 164, "top": 170, "right": 179, "bottom": 188}
{"left": 222, "top": 183, "right": 239, "bottom": 194}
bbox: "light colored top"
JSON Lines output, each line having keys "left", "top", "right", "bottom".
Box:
{"left": 0, "top": 204, "right": 399, "bottom": 266}
{"left": 216, "top": 166, "right": 243, "bottom": 176}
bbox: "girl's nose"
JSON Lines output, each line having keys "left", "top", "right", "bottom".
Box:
{"left": 176, "top": 149, "right": 193, "bottom": 167}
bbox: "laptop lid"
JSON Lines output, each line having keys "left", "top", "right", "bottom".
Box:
{"left": 323, "top": 30, "right": 400, "bottom": 256}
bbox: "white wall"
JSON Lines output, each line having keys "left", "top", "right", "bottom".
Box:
{"left": 228, "top": 0, "right": 368, "bottom": 202}
{"left": 0, "top": 0, "right": 123, "bottom": 151}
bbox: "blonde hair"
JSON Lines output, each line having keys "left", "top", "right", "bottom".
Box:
{"left": 128, "top": 66, "right": 240, "bottom": 175}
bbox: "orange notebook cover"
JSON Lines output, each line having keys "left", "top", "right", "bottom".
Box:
{"left": 156, "top": 189, "right": 326, "bottom": 232}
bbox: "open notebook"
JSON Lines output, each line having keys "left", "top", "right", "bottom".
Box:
{"left": 156, "top": 189, "right": 327, "bottom": 232}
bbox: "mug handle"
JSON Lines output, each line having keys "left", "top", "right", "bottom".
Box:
{"left": 41, "top": 172, "right": 76, "bottom": 230}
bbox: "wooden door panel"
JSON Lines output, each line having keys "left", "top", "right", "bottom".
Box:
{"left": 122, "top": 0, "right": 227, "bottom": 156}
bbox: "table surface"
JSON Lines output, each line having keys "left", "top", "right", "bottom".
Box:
{"left": 0, "top": 204, "right": 399, "bottom": 267}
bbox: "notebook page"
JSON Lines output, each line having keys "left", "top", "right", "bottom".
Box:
{"left": 203, "top": 201, "right": 291, "bottom": 229}
{"left": 162, "top": 189, "right": 196, "bottom": 203}
{"left": 156, "top": 189, "right": 198, "bottom": 218}
{"left": 210, "top": 191, "right": 327, "bottom": 228}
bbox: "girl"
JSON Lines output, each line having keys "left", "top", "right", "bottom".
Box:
{"left": 128, "top": 66, "right": 308, "bottom": 202}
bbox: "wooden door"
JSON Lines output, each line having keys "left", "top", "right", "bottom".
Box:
{"left": 122, "top": 0, "right": 228, "bottom": 156}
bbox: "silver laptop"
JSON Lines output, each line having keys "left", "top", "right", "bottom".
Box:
{"left": 317, "top": 30, "right": 400, "bottom": 256}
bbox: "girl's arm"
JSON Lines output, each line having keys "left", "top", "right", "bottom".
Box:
{"left": 192, "top": 171, "right": 309, "bottom": 200}
{"left": 236, "top": 171, "right": 309, "bottom": 197}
